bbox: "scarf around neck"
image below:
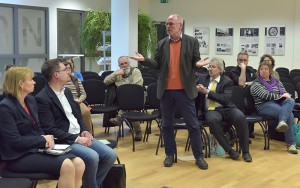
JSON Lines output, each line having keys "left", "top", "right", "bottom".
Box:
{"left": 258, "top": 76, "right": 284, "bottom": 95}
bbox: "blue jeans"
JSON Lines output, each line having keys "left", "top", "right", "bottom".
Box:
{"left": 160, "top": 90, "right": 204, "bottom": 159}
{"left": 71, "top": 139, "right": 117, "bottom": 188}
{"left": 258, "top": 98, "right": 295, "bottom": 146}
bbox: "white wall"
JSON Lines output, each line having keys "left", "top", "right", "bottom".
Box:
{"left": 148, "top": 0, "right": 299, "bottom": 70}
{"left": 1, "top": 0, "right": 299, "bottom": 70}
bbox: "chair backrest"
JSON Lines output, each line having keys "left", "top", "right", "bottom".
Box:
{"left": 116, "top": 84, "right": 144, "bottom": 111}
{"left": 143, "top": 77, "right": 157, "bottom": 88}
{"left": 32, "top": 76, "right": 46, "bottom": 96}
{"left": 275, "top": 67, "right": 289, "bottom": 76}
{"left": 101, "top": 71, "right": 114, "bottom": 79}
{"left": 243, "top": 86, "right": 257, "bottom": 115}
{"left": 279, "top": 77, "right": 293, "bottom": 85}
{"left": 82, "top": 79, "right": 106, "bottom": 105}
{"left": 281, "top": 81, "right": 296, "bottom": 99}
{"left": 290, "top": 69, "right": 300, "bottom": 74}
{"left": 81, "top": 71, "right": 99, "bottom": 77}
{"left": 289, "top": 71, "right": 300, "bottom": 81}
{"left": 231, "top": 85, "right": 245, "bottom": 113}
{"left": 147, "top": 83, "right": 160, "bottom": 109}
{"left": 141, "top": 72, "right": 153, "bottom": 78}
{"left": 83, "top": 74, "right": 104, "bottom": 81}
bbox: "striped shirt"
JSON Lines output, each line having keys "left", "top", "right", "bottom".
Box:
{"left": 250, "top": 78, "right": 286, "bottom": 110}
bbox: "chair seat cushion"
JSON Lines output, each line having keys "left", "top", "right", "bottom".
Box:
{"left": 91, "top": 105, "right": 118, "bottom": 114}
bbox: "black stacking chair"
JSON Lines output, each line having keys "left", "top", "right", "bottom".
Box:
{"left": 81, "top": 71, "right": 99, "bottom": 77}
{"left": 32, "top": 76, "right": 46, "bottom": 96}
{"left": 0, "top": 177, "right": 33, "bottom": 188}
{"left": 275, "top": 67, "right": 289, "bottom": 76}
{"left": 289, "top": 71, "right": 300, "bottom": 81}
{"left": 82, "top": 80, "right": 118, "bottom": 134}
{"left": 234, "top": 86, "right": 273, "bottom": 150}
{"left": 0, "top": 153, "right": 58, "bottom": 188}
{"left": 101, "top": 71, "right": 114, "bottom": 80}
{"left": 116, "top": 84, "right": 159, "bottom": 151}
{"left": 83, "top": 74, "right": 104, "bottom": 81}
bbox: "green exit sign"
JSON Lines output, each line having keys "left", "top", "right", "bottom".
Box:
{"left": 161, "top": 0, "right": 168, "bottom": 3}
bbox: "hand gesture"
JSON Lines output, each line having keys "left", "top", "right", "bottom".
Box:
{"left": 239, "top": 62, "right": 246, "bottom": 70}
{"left": 128, "top": 52, "right": 145, "bottom": 62}
{"left": 196, "top": 57, "right": 209, "bottom": 68}
{"left": 43, "top": 135, "right": 55, "bottom": 149}
{"left": 77, "top": 137, "right": 90, "bottom": 146}
{"left": 197, "top": 84, "right": 209, "bottom": 94}
{"left": 81, "top": 131, "right": 93, "bottom": 146}
{"left": 281, "top": 93, "right": 291, "bottom": 99}
{"left": 116, "top": 68, "right": 125, "bottom": 75}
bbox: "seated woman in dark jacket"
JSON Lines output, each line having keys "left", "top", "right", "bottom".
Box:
{"left": 0, "top": 67, "right": 85, "bottom": 188}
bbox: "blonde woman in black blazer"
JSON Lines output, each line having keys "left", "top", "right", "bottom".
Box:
{"left": 0, "top": 67, "right": 85, "bottom": 188}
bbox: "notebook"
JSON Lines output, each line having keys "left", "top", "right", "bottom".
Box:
{"left": 38, "top": 144, "right": 71, "bottom": 155}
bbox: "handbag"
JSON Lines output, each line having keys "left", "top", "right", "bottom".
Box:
{"left": 102, "top": 164, "right": 126, "bottom": 188}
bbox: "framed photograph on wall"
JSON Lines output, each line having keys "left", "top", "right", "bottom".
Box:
{"left": 240, "top": 27, "right": 259, "bottom": 56}
{"left": 215, "top": 27, "right": 233, "bottom": 55}
{"left": 193, "top": 27, "right": 209, "bottom": 55}
{"left": 265, "top": 26, "right": 285, "bottom": 56}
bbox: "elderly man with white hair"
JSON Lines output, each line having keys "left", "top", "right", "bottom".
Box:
{"left": 196, "top": 57, "right": 252, "bottom": 162}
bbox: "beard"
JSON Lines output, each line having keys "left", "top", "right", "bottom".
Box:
{"left": 122, "top": 67, "right": 131, "bottom": 78}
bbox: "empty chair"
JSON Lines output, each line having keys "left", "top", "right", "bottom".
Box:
{"left": 82, "top": 79, "right": 118, "bottom": 132}
{"left": 280, "top": 77, "right": 293, "bottom": 85}
{"left": 101, "top": 70, "right": 114, "bottom": 80}
{"left": 275, "top": 67, "right": 289, "bottom": 76}
{"left": 81, "top": 71, "right": 99, "bottom": 77}
{"left": 32, "top": 76, "right": 46, "bottom": 96}
{"left": 116, "top": 84, "right": 159, "bottom": 151}
{"left": 83, "top": 74, "right": 104, "bottom": 81}
{"left": 143, "top": 76, "right": 157, "bottom": 88}
{"left": 289, "top": 71, "right": 300, "bottom": 81}
{"left": 141, "top": 72, "right": 153, "bottom": 78}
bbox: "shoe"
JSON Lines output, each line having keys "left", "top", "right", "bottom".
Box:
{"left": 163, "top": 156, "right": 174, "bottom": 167}
{"left": 242, "top": 153, "right": 252, "bottom": 162}
{"left": 109, "top": 116, "right": 122, "bottom": 126}
{"left": 228, "top": 150, "right": 240, "bottom": 160}
{"left": 195, "top": 158, "right": 208, "bottom": 170}
{"left": 275, "top": 121, "right": 289, "bottom": 132}
{"left": 134, "top": 131, "right": 142, "bottom": 141}
{"left": 287, "top": 144, "right": 298, "bottom": 154}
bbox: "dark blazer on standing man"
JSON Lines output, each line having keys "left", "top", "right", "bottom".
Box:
{"left": 0, "top": 95, "right": 45, "bottom": 161}
{"left": 196, "top": 74, "right": 236, "bottom": 113}
{"left": 35, "top": 84, "right": 88, "bottom": 145}
{"left": 142, "top": 34, "right": 201, "bottom": 100}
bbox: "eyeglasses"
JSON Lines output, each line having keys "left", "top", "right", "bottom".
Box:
{"left": 165, "top": 22, "right": 179, "bottom": 26}
{"left": 56, "top": 68, "right": 68, "bottom": 72}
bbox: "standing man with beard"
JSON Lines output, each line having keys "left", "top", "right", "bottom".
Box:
{"left": 129, "top": 14, "right": 209, "bottom": 169}
{"left": 103, "top": 56, "right": 144, "bottom": 141}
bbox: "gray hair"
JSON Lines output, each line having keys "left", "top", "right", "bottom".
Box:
{"left": 210, "top": 57, "right": 225, "bottom": 73}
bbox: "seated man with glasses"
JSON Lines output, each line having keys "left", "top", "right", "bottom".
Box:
{"left": 35, "top": 58, "right": 117, "bottom": 188}
{"left": 103, "top": 56, "right": 144, "bottom": 141}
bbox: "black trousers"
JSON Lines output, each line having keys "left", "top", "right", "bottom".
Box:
{"left": 205, "top": 107, "right": 250, "bottom": 153}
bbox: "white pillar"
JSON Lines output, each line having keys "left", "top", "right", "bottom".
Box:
{"left": 111, "top": 0, "right": 138, "bottom": 70}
